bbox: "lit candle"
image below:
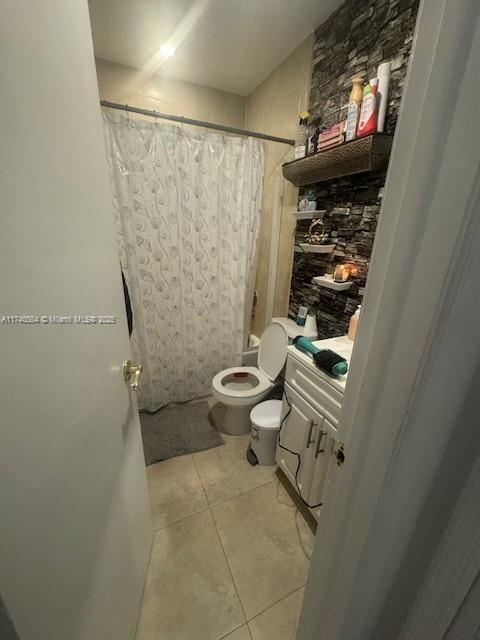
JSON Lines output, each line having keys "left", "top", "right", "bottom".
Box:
{"left": 334, "top": 264, "right": 350, "bottom": 282}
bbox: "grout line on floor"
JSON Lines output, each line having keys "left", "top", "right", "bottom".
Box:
{"left": 217, "top": 622, "right": 251, "bottom": 640}
{"left": 151, "top": 504, "right": 211, "bottom": 534}
{"left": 149, "top": 468, "right": 277, "bottom": 535}
{"left": 193, "top": 452, "right": 251, "bottom": 636}
{"left": 245, "top": 583, "right": 307, "bottom": 625}
{"left": 191, "top": 452, "right": 213, "bottom": 508}
{"left": 208, "top": 476, "right": 278, "bottom": 510}
{"left": 132, "top": 531, "right": 155, "bottom": 640}
{"left": 208, "top": 508, "right": 253, "bottom": 640}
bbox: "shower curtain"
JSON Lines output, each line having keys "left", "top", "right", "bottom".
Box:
{"left": 102, "top": 111, "right": 264, "bottom": 411}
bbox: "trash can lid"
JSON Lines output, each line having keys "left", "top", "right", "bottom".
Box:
{"left": 250, "top": 399, "right": 283, "bottom": 429}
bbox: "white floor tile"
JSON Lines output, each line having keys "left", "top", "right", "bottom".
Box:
{"left": 136, "top": 510, "right": 245, "bottom": 640}
{"left": 248, "top": 588, "right": 305, "bottom": 640}
{"left": 147, "top": 454, "right": 208, "bottom": 530}
{"left": 193, "top": 434, "right": 276, "bottom": 506}
{"left": 212, "top": 481, "right": 312, "bottom": 620}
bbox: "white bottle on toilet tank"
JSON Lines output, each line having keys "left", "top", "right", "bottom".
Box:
{"left": 348, "top": 305, "right": 361, "bottom": 341}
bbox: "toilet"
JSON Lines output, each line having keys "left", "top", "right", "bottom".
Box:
{"left": 212, "top": 322, "right": 288, "bottom": 435}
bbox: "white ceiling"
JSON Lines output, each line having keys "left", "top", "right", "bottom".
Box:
{"left": 88, "top": 0, "right": 343, "bottom": 96}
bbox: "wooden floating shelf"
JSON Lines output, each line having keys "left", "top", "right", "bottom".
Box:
{"left": 312, "top": 275, "right": 353, "bottom": 291}
{"left": 282, "top": 133, "right": 393, "bottom": 186}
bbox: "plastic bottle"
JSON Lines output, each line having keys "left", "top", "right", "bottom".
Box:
{"left": 357, "top": 79, "right": 379, "bottom": 137}
{"left": 294, "top": 112, "right": 310, "bottom": 159}
{"left": 345, "top": 76, "right": 364, "bottom": 142}
{"left": 347, "top": 305, "right": 361, "bottom": 341}
{"left": 376, "top": 62, "right": 391, "bottom": 133}
{"left": 307, "top": 125, "right": 320, "bottom": 156}
{"left": 296, "top": 305, "right": 309, "bottom": 327}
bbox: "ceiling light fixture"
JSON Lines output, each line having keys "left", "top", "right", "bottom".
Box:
{"left": 159, "top": 43, "right": 176, "bottom": 58}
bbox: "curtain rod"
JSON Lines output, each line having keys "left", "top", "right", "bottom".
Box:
{"left": 100, "top": 100, "right": 295, "bottom": 146}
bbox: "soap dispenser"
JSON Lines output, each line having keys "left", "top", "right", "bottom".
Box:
{"left": 348, "top": 305, "right": 361, "bottom": 341}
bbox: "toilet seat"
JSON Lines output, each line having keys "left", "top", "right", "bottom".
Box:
{"left": 211, "top": 322, "right": 288, "bottom": 433}
{"left": 212, "top": 366, "right": 272, "bottom": 406}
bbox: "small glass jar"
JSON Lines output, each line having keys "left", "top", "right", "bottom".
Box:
{"left": 333, "top": 264, "right": 350, "bottom": 282}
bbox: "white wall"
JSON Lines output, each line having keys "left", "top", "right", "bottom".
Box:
{"left": 95, "top": 58, "right": 245, "bottom": 128}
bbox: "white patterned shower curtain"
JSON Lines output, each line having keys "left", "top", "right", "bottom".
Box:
{"left": 102, "top": 111, "right": 264, "bottom": 411}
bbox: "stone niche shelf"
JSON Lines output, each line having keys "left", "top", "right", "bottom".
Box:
{"left": 282, "top": 133, "right": 393, "bottom": 186}
{"left": 294, "top": 209, "right": 327, "bottom": 220}
{"left": 296, "top": 243, "right": 336, "bottom": 254}
{"left": 312, "top": 275, "right": 353, "bottom": 291}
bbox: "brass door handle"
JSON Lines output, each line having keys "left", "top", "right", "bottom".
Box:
{"left": 123, "top": 360, "right": 143, "bottom": 389}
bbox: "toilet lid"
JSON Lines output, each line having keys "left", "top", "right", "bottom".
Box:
{"left": 258, "top": 322, "right": 288, "bottom": 381}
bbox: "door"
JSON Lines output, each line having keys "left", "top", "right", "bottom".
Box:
{"left": 0, "top": 3, "right": 152, "bottom": 640}
{"left": 298, "top": 1, "right": 480, "bottom": 638}
{"left": 277, "top": 383, "right": 324, "bottom": 502}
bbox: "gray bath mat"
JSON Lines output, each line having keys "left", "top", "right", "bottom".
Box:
{"left": 140, "top": 401, "right": 225, "bottom": 465}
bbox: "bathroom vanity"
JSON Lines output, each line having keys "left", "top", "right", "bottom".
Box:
{"left": 275, "top": 335, "right": 353, "bottom": 521}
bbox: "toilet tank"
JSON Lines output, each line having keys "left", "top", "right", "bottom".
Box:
{"left": 272, "top": 316, "right": 318, "bottom": 344}
{"left": 242, "top": 317, "right": 318, "bottom": 366}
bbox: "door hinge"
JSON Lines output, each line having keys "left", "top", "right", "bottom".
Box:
{"left": 333, "top": 441, "right": 345, "bottom": 466}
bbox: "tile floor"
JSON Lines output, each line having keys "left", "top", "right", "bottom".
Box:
{"left": 136, "top": 419, "right": 315, "bottom": 640}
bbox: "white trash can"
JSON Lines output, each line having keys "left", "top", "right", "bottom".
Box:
{"left": 248, "top": 399, "right": 283, "bottom": 466}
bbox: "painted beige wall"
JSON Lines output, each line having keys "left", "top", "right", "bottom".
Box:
{"left": 245, "top": 36, "right": 313, "bottom": 336}
{"left": 95, "top": 58, "right": 245, "bottom": 127}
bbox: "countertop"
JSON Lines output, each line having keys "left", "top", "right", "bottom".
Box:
{"left": 286, "top": 335, "right": 354, "bottom": 392}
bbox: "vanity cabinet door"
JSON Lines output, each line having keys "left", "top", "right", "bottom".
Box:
{"left": 276, "top": 383, "right": 324, "bottom": 502}
{"left": 307, "top": 417, "right": 338, "bottom": 521}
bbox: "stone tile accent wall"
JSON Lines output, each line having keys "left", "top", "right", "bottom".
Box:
{"left": 288, "top": 0, "right": 419, "bottom": 339}
{"left": 309, "top": 0, "right": 419, "bottom": 133}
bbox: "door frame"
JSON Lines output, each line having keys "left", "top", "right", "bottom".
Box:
{"left": 298, "top": 0, "right": 480, "bottom": 638}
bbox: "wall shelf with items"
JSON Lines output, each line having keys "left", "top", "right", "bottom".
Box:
{"left": 294, "top": 209, "right": 327, "bottom": 220}
{"left": 312, "top": 275, "right": 353, "bottom": 291}
{"left": 295, "top": 243, "right": 336, "bottom": 254}
{"left": 282, "top": 133, "right": 393, "bottom": 186}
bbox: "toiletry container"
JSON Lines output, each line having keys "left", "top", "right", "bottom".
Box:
{"left": 307, "top": 124, "right": 320, "bottom": 156}
{"left": 357, "top": 79, "right": 379, "bottom": 137}
{"left": 294, "top": 112, "right": 309, "bottom": 159}
{"left": 304, "top": 314, "right": 318, "bottom": 338}
{"left": 296, "top": 306, "right": 308, "bottom": 327}
{"left": 376, "top": 62, "right": 391, "bottom": 133}
{"left": 348, "top": 305, "right": 361, "bottom": 341}
{"left": 345, "top": 76, "right": 364, "bottom": 141}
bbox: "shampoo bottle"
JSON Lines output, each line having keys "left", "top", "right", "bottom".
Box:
{"left": 357, "top": 79, "right": 379, "bottom": 137}
{"left": 345, "top": 76, "right": 364, "bottom": 142}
